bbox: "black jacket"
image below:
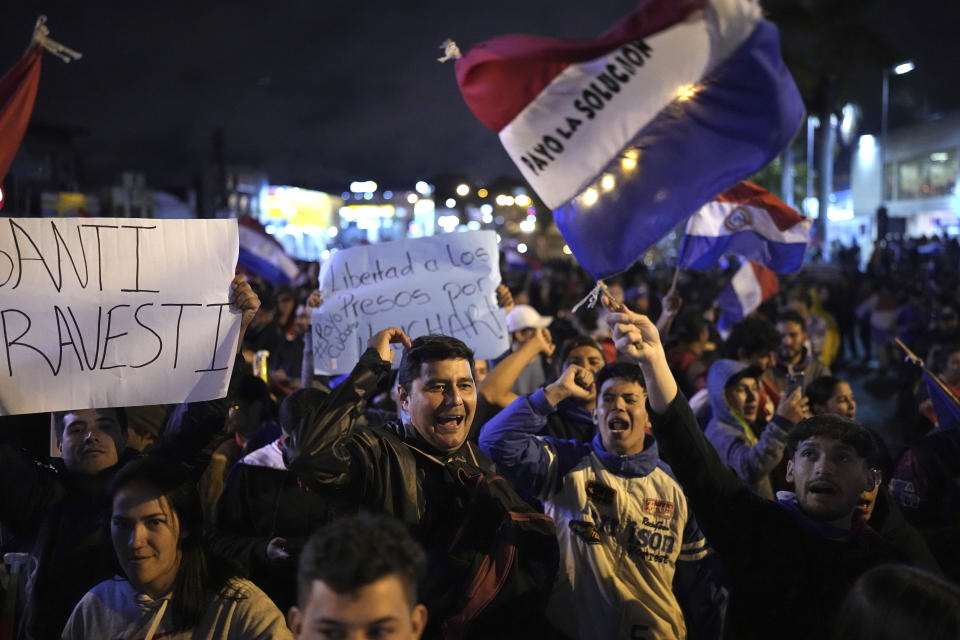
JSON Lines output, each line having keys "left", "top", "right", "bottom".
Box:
{"left": 286, "top": 348, "right": 559, "bottom": 640}
{"left": 208, "top": 454, "right": 341, "bottom": 613}
{"left": 651, "top": 391, "right": 902, "bottom": 640}
{"left": 0, "top": 387, "right": 230, "bottom": 640}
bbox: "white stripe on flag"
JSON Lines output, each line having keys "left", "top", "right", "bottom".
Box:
{"left": 729, "top": 261, "right": 763, "bottom": 316}
{"left": 498, "top": 0, "right": 760, "bottom": 209}
{"left": 238, "top": 225, "right": 299, "bottom": 279}
{"left": 685, "top": 200, "right": 810, "bottom": 243}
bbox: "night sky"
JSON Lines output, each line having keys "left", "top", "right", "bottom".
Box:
{"left": 2, "top": 1, "right": 957, "bottom": 192}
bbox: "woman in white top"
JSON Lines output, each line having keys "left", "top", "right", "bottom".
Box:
{"left": 62, "top": 456, "right": 292, "bottom": 640}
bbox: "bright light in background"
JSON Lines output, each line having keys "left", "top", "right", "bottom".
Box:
{"left": 445, "top": 198, "right": 456, "bottom": 208}
{"left": 496, "top": 194, "right": 515, "bottom": 206}
{"left": 893, "top": 60, "right": 915, "bottom": 75}
{"left": 341, "top": 191, "right": 350, "bottom": 199}
{"left": 857, "top": 135, "right": 877, "bottom": 167}
{"left": 327, "top": 226, "right": 338, "bottom": 238}
{"left": 675, "top": 83, "right": 698, "bottom": 101}
{"left": 437, "top": 215, "right": 459, "bottom": 231}
{"left": 303, "top": 225, "right": 320, "bottom": 236}
{"left": 514, "top": 194, "right": 532, "bottom": 207}
{"left": 582, "top": 188, "right": 599, "bottom": 206}
{"left": 407, "top": 193, "right": 419, "bottom": 204}
{"left": 415, "top": 181, "right": 431, "bottom": 195}
{"left": 413, "top": 199, "right": 434, "bottom": 216}
{"left": 600, "top": 174, "right": 615, "bottom": 192}
{"left": 482, "top": 212, "right": 493, "bottom": 223}
{"left": 383, "top": 190, "right": 393, "bottom": 199}
{"left": 496, "top": 234, "right": 501, "bottom": 243}
{"left": 931, "top": 152, "right": 948, "bottom": 162}
{"left": 480, "top": 203, "right": 493, "bottom": 215}
{"left": 350, "top": 181, "right": 377, "bottom": 193}
{"left": 321, "top": 249, "right": 330, "bottom": 260}
{"left": 467, "top": 220, "right": 481, "bottom": 230}
{"left": 517, "top": 243, "right": 528, "bottom": 254}
{"left": 519, "top": 219, "right": 536, "bottom": 233}
{"left": 477, "top": 188, "right": 489, "bottom": 198}
{"left": 456, "top": 184, "right": 470, "bottom": 197}
{"left": 562, "top": 244, "right": 572, "bottom": 255}
{"left": 621, "top": 149, "right": 638, "bottom": 171}
{"left": 265, "top": 224, "right": 277, "bottom": 235}
{"left": 827, "top": 209, "right": 854, "bottom": 221}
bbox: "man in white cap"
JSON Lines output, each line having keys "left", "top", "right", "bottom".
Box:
{"left": 503, "top": 304, "right": 554, "bottom": 396}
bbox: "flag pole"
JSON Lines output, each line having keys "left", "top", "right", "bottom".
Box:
{"left": 894, "top": 338, "right": 960, "bottom": 406}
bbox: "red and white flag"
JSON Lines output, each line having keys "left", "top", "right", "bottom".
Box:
{"left": 0, "top": 45, "right": 42, "bottom": 196}
{"left": 717, "top": 259, "right": 779, "bottom": 324}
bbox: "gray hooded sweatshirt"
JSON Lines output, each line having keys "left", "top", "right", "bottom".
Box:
{"left": 703, "top": 359, "right": 795, "bottom": 500}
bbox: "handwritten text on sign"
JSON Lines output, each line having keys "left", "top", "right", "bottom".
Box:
{"left": 313, "top": 231, "right": 508, "bottom": 374}
{"left": 0, "top": 218, "right": 240, "bottom": 415}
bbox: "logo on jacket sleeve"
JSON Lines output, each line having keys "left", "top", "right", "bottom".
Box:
{"left": 586, "top": 480, "right": 617, "bottom": 507}
{"left": 569, "top": 520, "right": 601, "bottom": 545}
{"left": 643, "top": 499, "right": 675, "bottom": 519}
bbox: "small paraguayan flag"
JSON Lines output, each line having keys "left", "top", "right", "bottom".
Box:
{"left": 924, "top": 370, "right": 960, "bottom": 429}
{"left": 453, "top": 0, "right": 805, "bottom": 280}
{"left": 678, "top": 181, "right": 811, "bottom": 273}
{"left": 237, "top": 216, "right": 299, "bottom": 286}
{"left": 717, "top": 258, "right": 779, "bottom": 328}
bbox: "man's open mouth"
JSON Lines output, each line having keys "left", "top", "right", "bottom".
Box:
{"left": 436, "top": 415, "right": 464, "bottom": 431}
{"left": 608, "top": 417, "right": 629, "bottom": 432}
{"left": 807, "top": 481, "right": 840, "bottom": 496}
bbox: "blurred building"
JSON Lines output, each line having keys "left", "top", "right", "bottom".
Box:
{"left": 4, "top": 121, "right": 86, "bottom": 216}
{"left": 851, "top": 110, "right": 960, "bottom": 241}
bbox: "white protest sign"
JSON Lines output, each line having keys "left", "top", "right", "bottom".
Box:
{"left": 313, "top": 231, "right": 509, "bottom": 374}
{"left": 0, "top": 217, "right": 241, "bottom": 415}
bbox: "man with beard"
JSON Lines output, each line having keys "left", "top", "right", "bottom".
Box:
{"left": 770, "top": 309, "right": 830, "bottom": 395}
{"left": 606, "top": 304, "right": 904, "bottom": 640}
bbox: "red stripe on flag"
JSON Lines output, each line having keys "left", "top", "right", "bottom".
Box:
{"left": 714, "top": 181, "right": 805, "bottom": 231}
{"left": 748, "top": 259, "right": 779, "bottom": 302}
{"left": 454, "top": 0, "right": 707, "bottom": 133}
{"left": 0, "top": 46, "right": 42, "bottom": 186}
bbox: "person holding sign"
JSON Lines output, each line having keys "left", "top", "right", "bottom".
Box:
{"left": 0, "top": 276, "right": 260, "bottom": 640}
{"left": 285, "top": 328, "right": 559, "bottom": 640}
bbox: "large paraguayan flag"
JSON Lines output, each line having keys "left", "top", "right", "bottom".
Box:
{"left": 454, "top": 0, "right": 805, "bottom": 280}
{"left": 717, "top": 258, "right": 778, "bottom": 325}
{"left": 237, "top": 216, "right": 300, "bottom": 286}
{"left": 678, "top": 181, "right": 811, "bottom": 273}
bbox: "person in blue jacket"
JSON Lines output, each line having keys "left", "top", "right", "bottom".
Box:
{"left": 479, "top": 361, "right": 726, "bottom": 639}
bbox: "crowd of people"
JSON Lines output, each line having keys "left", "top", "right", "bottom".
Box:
{"left": 2, "top": 232, "right": 960, "bottom": 640}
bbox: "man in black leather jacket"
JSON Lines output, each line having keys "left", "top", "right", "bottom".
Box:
{"left": 286, "top": 328, "right": 558, "bottom": 640}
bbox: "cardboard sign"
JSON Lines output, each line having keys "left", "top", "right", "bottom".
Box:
{"left": 0, "top": 217, "right": 240, "bottom": 415}
{"left": 313, "top": 231, "right": 509, "bottom": 374}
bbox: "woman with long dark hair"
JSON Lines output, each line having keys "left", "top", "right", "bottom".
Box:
{"left": 62, "top": 457, "right": 291, "bottom": 639}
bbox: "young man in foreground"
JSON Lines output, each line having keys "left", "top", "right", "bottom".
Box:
{"left": 289, "top": 513, "right": 428, "bottom": 640}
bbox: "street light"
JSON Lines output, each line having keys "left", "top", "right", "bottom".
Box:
{"left": 880, "top": 60, "right": 915, "bottom": 205}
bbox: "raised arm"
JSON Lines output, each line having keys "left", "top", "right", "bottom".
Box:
{"left": 301, "top": 290, "right": 323, "bottom": 389}
{"left": 286, "top": 328, "right": 410, "bottom": 491}
{"left": 150, "top": 276, "right": 261, "bottom": 477}
{"left": 479, "top": 327, "right": 554, "bottom": 408}
{"left": 479, "top": 364, "right": 593, "bottom": 499}
{"left": 605, "top": 305, "right": 763, "bottom": 531}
